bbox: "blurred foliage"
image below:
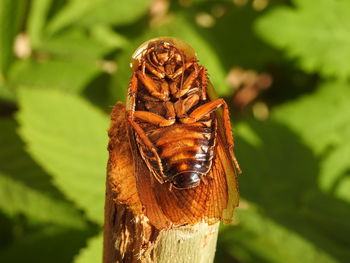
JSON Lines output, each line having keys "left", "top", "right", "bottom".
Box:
{"left": 0, "top": 0, "right": 349, "bottom": 262}
{"left": 255, "top": 0, "right": 350, "bottom": 79}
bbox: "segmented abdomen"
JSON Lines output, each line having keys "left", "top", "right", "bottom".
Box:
{"left": 137, "top": 119, "right": 216, "bottom": 183}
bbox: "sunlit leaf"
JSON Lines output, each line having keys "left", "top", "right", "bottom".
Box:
{"left": 0, "top": 0, "right": 26, "bottom": 75}
{"left": 40, "top": 28, "right": 117, "bottom": 60}
{"left": 0, "top": 118, "right": 87, "bottom": 228}
{"left": 217, "top": 207, "right": 339, "bottom": 263}
{"left": 77, "top": 0, "right": 152, "bottom": 27}
{"left": 9, "top": 59, "right": 101, "bottom": 93}
{"left": 232, "top": 101, "right": 350, "bottom": 262}
{"left": 47, "top": 0, "right": 152, "bottom": 35}
{"left": 46, "top": 0, "right": 105, "bottom": 34}
{"left": 17, "top": 88, "right": 109, "bottom": 225}
{"left": 273, "top": 81, "right": 350, "bottom": 194}
{"left": 27, "top": 0, "right": 53, "bottom": 47}
{"left": 74, "top": 233, "right": 102, "bottom": 263}
{"left": 255, "top": 0, "right": 350, "bottom": 78}
{"left": 335, "top": 175, "right": 350, "bottom": 203}
{"left": 90, "top": 25, "right": 129, "bottom": 49}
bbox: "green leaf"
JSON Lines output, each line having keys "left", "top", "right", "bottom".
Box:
{"left": 27, "top": 0, "right": 53, "bottom": 47}
{"left": 90, "top": 25, "right": 129, "bottom": 49}
{"left": 0, "top": 0, "right": 27, "bottom": 76}
{"left": 197, "top": 4, "right": 280, "bottom": 71}
{"left": 0, "top": 83, "right": 15, "bottom": 101}
{"left": 47, "top": 0, "right": 152, "bottom": 35}
{"left": 218, "top": 207, "right": 338, "bottom": 263}
{"left": 0, "top": 225, "right": 94, "bottom": 263}
{"left": 9, "top": 58, "right": 101, "bottom": 93}
{"left": 46, "top": 0, "right": 105, "bottom": 34}
{"left": 230, "top": 80, "right": 350, "bottom": 260}
{"left": 319, "top": 142, "right": 350, "bottom": 193}
{"left": 0, "top": 173, "right": 86, "bottom": 228}
{"left": 255, "top": 0, "right": 350, "bottom": 79}
{"left": 40, "top": 28, "right": 117, "bottom": 60}
{"left": 335, "top": 174, "right": 350, "bottom": 203}
{"left": 273, "top": 81, "right": 350, "bottom": 153}
{"left": 74, "top": 233, "right": 102, "bottom": 263}
{"left": 272, "top": 81, "right": 350, "bottom": 194}
{"left": 77, "top": 0, "right": 152, "bottom": 27}
{"left": 231, "top": 104, "right": 350, "bottom": 262}
{"left": 16, "top": 88, "right": 109, "bottom": 225}
{"left": 0, "top": 118, "right": 86, "bottom": 228}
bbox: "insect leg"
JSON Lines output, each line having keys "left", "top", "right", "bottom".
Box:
{"left": 200, "top": 68, "right": 208, "bottom": 100}
{"left": 127, "top": 111, "right": 157, "bottom": 151}
{"left": 180, "top": 98, "right": 224, "bottom": 123}
{"left": 132, "top": 110, "right": 175, "bottom": 127}
{"left": 174, "top": 93, "right": 200, "bottom": 118}
{"left": 170, "top": 62, "right": 193, "bottom": 79}
{"left": 180, "top": 99, "right": 242, "bottom": 173}
{"left": 163, "top": 101, "right": 176, "bottom": 121}
{"left": 169, "top": 81, "right": 178, "bottom": 96}
{"left": 174, "top": 66, "right": 202, "bottom": 98}
{"left": 136, "top": 71, "right": 168, "bottom": 100}
{"left": 128, "top": 73, "right": 138, "bottom": 95}
{"left": 126, "top": 73, "right": 138, "bottom": 112}
{"left": 126, "top": 111, "right": 166, "bottom": 183}
{"left": 145, "top": 62, "right": 165, "bottom": 79}
{"left": 160, "top": 79, "right": 170, "bottom": 97}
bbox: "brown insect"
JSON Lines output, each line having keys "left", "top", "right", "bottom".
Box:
{"left": 126, "top": 37, "right": 240, "bottom": 227}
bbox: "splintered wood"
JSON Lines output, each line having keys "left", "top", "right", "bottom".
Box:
{"left": 104, "top": 103, "right": 220, "bottom": 263}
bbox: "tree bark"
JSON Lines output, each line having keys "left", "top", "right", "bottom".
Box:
{"left": 103, "top": 103, "right": 220, "bottom": 263}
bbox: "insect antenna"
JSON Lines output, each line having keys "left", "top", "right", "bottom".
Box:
{"left": 146, "top": 47, "right": 157, "bottom": 69}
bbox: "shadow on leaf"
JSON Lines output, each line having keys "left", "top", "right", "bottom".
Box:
{"left": 217, "top": 118, "right": 350, "bottom": 263}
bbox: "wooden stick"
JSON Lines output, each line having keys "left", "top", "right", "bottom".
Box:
{"left": 103, "top": 103, "right": 220, "bottom": 263}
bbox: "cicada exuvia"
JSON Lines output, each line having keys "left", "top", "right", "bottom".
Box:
{"left": 126, "top": 37, "right": 240, "bottom": 228}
